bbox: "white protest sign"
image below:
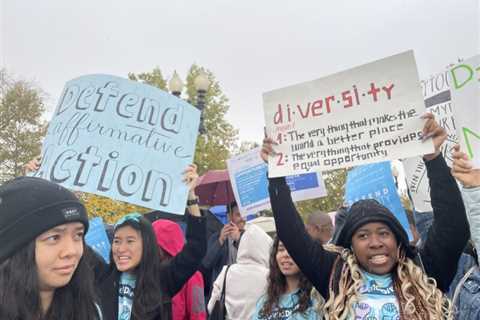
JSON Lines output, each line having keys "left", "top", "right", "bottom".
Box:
{"left": 403, "top": 68, "right": 458, "bottom": 212}
{"left": 227, "top": 147, "right": 326, "bottom": 216}
{"left": 450, "top": 55, "right": 480, "bottom": 167}
{"left": 263, "top": 51, "right": 434, "bottom": 178}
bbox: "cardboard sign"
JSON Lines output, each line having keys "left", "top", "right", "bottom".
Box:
{"left": 33, "top": 74, "right": 200, "bottom": 214}
{"left": 263, "top": 51, "right": 433, "bottom": 177}
{"left": 403, "top": 69, "right": 457, "bottom": 212}
{"left": 345, "top": 162, "right": 413, "bottom": 240}
{"left": 450, "top": 55, "right": 480, "bottom": 167}
{"left": 85, "top": 217, "right": 111, "bottom": 263}
{"left": 227, "top": 147, "right": 327, "bottom": 216}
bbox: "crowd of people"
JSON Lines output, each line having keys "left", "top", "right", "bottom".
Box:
{"left": 1, "top": 114, "right": 480, "bottom": 319}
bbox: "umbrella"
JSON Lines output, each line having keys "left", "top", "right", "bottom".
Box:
{"left": 195, "top": 169, "right": 235, "bottom": 206}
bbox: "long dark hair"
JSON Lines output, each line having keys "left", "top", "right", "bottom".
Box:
{"left": 260, "top": 236, "right": 313, "bottom": 318}
{"left": 111, "top": 216, "right": 164, "bottom": 319}
{"left": 0, "top": 240, "right": 99, "bottom": 320}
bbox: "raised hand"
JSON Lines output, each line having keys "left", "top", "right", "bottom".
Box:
{"left": 421, "top": 113, "right": 447, "bottom": 161}
{"left": 182, "top": 164, "right": 201, "bottom": 216}
{"left": 260, "top": 137, "right": 278, "bottom": 163}
{"left": 182, "top": 164, "right": 199, "bottom": 193}
{"left": 451, "top": 145, "right": 480, "bottom": 188}
{"left": 23, "top": 156, "right": 41, "bottom": 175}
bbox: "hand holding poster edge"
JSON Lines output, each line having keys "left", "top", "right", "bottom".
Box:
{"left": 451, "top": 144, "right": 480, "bottom": 188}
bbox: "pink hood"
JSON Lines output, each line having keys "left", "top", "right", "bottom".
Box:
{"left": 152, "top": 219, "right": 184, "bottom": 256}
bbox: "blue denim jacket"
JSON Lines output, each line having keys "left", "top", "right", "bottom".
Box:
{"left": 451, "top": 266, "right": 480, "bottom": 319}
{"left": 450, "top": 187, "right": 480, "bottom": 319}
{"left": 415, "top": 209, "right": 480, "bottom": 319}
{"left": 449, "top": 253, "right": 477, "bottom": 296}
{"left": 413, "top": 210, "right": 434, "bottom": 244}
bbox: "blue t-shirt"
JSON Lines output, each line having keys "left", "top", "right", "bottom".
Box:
{"left": 349, "top": 271, "right": 400, "bottom": 320}
{"left": 252, "top": 290, "right": 319, "bottom": 320}
{"left": 118, "top": 272, "right": 136, "bottom": 320}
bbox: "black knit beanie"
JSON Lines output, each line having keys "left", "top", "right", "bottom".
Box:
{"left": 335, "top": 199, "right": 415, "bottom": 258}
{"left": 0, "top": 176, "right": 89, "bottom": 263}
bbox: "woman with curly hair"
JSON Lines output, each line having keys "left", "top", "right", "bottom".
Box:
{"left": 261, "top": 114, "right": 469, "bottom": 319}
{"left": 253, "top": 237, "right": 321, "bottom": 320}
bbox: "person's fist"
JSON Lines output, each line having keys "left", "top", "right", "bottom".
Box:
{"left": 260, "top": 137, "right": 277, "bottom": 163}
{"left": 421, "top": 113, "right": 447, "bottom": 161}
{"left": 24, "top": 157, "right": 41, "bottom": 175}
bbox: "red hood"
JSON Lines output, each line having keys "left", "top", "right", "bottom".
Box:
{"left": 152, "top": 219, "right": 184, "bottom": 256}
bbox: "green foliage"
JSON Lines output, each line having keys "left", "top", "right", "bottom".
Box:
{"left": 128, "top": 67, "right": 167, "bottom": 90}
{"left": 0, "top": 70, "right": 46, "bottom": 182}
{"left": 77, "top": 192, "right": 149, "bottom": 224}
{"left": 185, "top": 65, "right": 238, "bottom": 175}
{"left": 233, "top": 141, "right": 260, "bottom": 156}
{"left": 130, "top": 64, "right": 239, "bottom": 175}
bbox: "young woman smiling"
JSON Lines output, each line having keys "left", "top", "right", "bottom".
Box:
{"left": 253, "top": 237, "right": 320, "bottom": 320}
{"left": 96, "top": 164, "right": 207, "bottom": 320}
{"left": 261, "top": 114, "right": 469, "bottom": 319}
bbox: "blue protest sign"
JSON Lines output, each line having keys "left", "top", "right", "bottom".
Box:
{"left": 227, "top": 147, "right": 327, "bottom": 216}
{"left": 345, "top": 161, "right": 412, "bottom": 239}
{"left": 85, "top": 217, "right": 111, "bottom": 263}
{"left": 33, "top": 74, "right": 200, "bottom": 214}
{"left": 235, "top": 163, "right": 270, "bottom": 207}
{"left": 286, "top": 173, "right": 320, "bottom": 192}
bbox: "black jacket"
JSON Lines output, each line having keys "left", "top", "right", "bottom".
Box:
{"left": 268, "top": 155, "right": 469, "bottom": 299}
{"left": 96, "top": 213, "right": 206, "bottom": 320}
{"left": 201, "top": 229, "right": 243, "bottom": 300}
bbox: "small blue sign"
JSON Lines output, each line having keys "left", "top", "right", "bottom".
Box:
{"left": 345, "top": 161, "right": 412, "bottom": 240}
{"left": 235, "top": 164, "right": 269, "bottom": 206}
{"left": 286, "top": 173, "right": 319, "bottom": 191}
{"left": 85, "top": 217, "right": 111, "bottom": 263}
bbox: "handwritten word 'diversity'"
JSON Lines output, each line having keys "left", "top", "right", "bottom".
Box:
{"left": 273, "top": 82, "right": 395, "bottom": 125}
{"left": 57, "top": 81, "right": 184, "bottom": 136}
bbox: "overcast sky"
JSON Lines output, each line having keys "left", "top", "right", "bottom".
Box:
{"left": 1, "top": 0, "right": 478, "bottom": 144}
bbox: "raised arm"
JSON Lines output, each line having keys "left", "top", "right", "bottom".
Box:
{"left": 163, "top": 165, "right": 207, "bottom": 296}
{"left": 163, "top": 212, "right": 207, "bottom": 296}
{"left": 263, "top": 138, "right": 337, "bottom": 298}
{"left": 419, "top": 115, "right": 469, "bottom": 292}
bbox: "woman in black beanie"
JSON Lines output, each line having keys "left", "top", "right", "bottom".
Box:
{"left": 262, "top": 114, "right": 469, "bottom": 319}
{"left": 0, "top": 176, "right": 102, "bottom": 319}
